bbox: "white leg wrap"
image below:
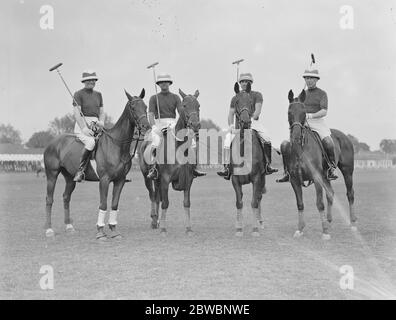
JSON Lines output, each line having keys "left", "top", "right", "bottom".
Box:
{"left": 109, "top": 210, "right": 119, "bottom": 226}
{"left": 97, "top": 209, "right": 107, "bottom": 227}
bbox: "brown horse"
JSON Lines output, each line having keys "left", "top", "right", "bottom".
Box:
{"left": 43, "top": 89, "right": 150, "bottom": 239}
{"left": 139, "top": 89, "right": 201, "bottom": 234}
{"left": 281, "top": 89, "right": 356, "bottom": 240}
{"left": 230, "top": 82, "right": 267, "bottom": 237}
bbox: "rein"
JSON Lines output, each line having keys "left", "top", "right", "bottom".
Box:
{"left": 100, "top": 98, "right": 147, "bottom": 160}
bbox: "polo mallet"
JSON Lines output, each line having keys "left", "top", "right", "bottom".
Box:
{"left": 49, "top": 63, "right": 88, "bottom": 127}
{"left": 232, "top": 58, "right": 244, "bottom": 82}
{"left": 147, "top": 62, "right": 161, "bottom": 121}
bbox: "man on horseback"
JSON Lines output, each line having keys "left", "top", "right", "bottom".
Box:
{"left": 277, "top": 68, "right": 338, "bottom": 182}
{"left": 72, "top": 70, "right": 105, "bottom": 182}
{"left": 146, "top": 73, "right": 206, "bottom": 180}
{"left": 217, "top": 73, "right": 278, "bottom": 180}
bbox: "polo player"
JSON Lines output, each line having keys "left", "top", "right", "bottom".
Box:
{"left": 217, "top": 73, "right": 278, "bottom": 180}
{"left": 277, "top": 68, "right": 338, "bottom": 182}
{"left": 72, "top": 70, "right": 105, "bottom": 182}
{"left": 146, "top": 73, "right": 206, "bottom": 180}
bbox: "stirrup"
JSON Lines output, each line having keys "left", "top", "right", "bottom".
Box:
{"left": 193, "top": 169, "right": 206, "bottom": 178}
{"left": 147, "top": 167, "right": 158, "bottom": 180}
{"left": 73, "top": 170, "right": 85, "bottom": 182}
{"left": 276, "top": 173, "right": 289, "bottom": 183}
{"left": 265, "top": 164, "right": 278, "bottom": 175}
{"left": 327, "top": 168, "right": 338, "bottom": 181}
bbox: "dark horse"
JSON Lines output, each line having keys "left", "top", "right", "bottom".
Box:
{"left": 139, "top": 89, "right": 201, "bottom": 234}
{"left": 281, "top": 89, "right": 356, "bottom": 240}
{"left": 44, "top": 89, "right": 150, "bottom": 239}
{"left": 230, "top": 82, "right": 267, "bottom": 237}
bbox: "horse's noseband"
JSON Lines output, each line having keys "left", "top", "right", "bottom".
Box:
{"left": 236, "top": 107, "right": 251, "bottom": 128}
{"left": 128, "top": 98, "right": 148, "bottom": 132}
{"left": 289, "top": 121, "right": 306, "bottom": 146}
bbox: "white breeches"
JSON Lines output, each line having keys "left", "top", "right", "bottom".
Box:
{"left": 74, "top": 116, "right": 97, "bottom": 151}
{"left": 149, "top": 118, "right": 196, "bottom": 148}
{"left": 305, "top": 118, "right": 331, "bottom": 140}
{"left": 224, "top": 119, "right": 270, "bottom": 149}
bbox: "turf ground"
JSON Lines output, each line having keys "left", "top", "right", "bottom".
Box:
{"left": 0, "top": 169, "right": 395, "bottom": 299}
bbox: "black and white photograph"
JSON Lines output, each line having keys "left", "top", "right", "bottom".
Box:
{"left": 1, "top": 0, "right": 395, "bottom": 304}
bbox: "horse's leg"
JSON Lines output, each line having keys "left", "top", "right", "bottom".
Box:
{"left": 324, "top": 179, "right": 334, "bottom": 223}
{"left": 159, "top": 179, "right": 170, "bottom": 234}
{"left": 45, "top": 168, "right": 60, "bottom": 237}
{"left": 96, "top": 176, "right": 110, "bottom": 240}
{"left": 144, "top": 177, "right": 158, "bottom": 229}
{"left": 314, "top": 181, "right": 330, "bottom": 240}
{"left": 251, "top": 179, "right": 261, "bottom": 236}
{"left": 108, "top": 178, "right": 126, "bottom": 239}
{"left": 340, "top": 166, "right": 357, "bottom": 230}
{"left": 257, "top": 193, "right": 264, "bottom": 229}
{"left": 290, "top": 177, "right": 305, "bottom": 237}
{"left": 232, "top": 178, "right": 243, "bottom": 236}
{"left": 62, "top": 173, "right": 76, "bottom": 233}
{"left": 183, "top": 186, "right": 193, "bottom": 235}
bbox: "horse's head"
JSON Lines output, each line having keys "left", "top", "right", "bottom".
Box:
{"left": 178, "top": 89, "right": 201, "bottom": 135}
{"left": 233, "top": 82, "right": 253, "bottom": 129}
{"left": 124, "top": 88, "right": 151, "bottom": 134}
{"left": 287, "top": 89, "right": 306, "bottom": 145}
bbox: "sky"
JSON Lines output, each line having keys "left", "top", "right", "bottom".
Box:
{"left": 1, "top": 0, "right": 395, "bottom": 149}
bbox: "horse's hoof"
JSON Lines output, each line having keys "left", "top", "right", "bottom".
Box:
{"left": 259, "top": 221, "right": 265, "bottom": 229}
{"left": 65, "top": 224, "right": 75, "bottom": 234}
{"left": 293, "top": 230, "right": 303, "bottom": 238}
{"left": 111, "top": 234, "right": 122, "bottom": 240}
{"left": 96, "top": 230, "right": 107, "bottom": 241}
{"left": 322, "top": 233, "right": 331, "bottom": 241}
{"left": 160, "top": 228, "right": 167, "bottom": 234}
{"left": 151, "top": 220, "right": 159, "bottom": 229}
{"left": 185, "top": 227, "right": 193, "bottom": 235}
{"left": 235, "top": 228, "right": 243, "bottom": 237}
{"left": 45, "top": 228, "right": 55, "bottom": 238}
{"left": 252, "top": 230, "right": 260, "bottom": 237}
{"left": 351, "top": 225, "right": 358, "bottom": 232}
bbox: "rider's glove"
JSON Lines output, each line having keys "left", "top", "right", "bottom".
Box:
{"left": 82, "top": 126, "right": 94, "bottom": 136}
{"left": 97, "top": 120, "right": 105, "bottom": 128}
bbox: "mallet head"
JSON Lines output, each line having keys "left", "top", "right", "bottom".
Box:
{"left": 147, "top": 62, "right": 159, "bottom": 69}
{"left": 49, "top": 63, "right": 63, "bottom": 72}
{"left": 232, "top": 59, "right": 244, "bottom": 65}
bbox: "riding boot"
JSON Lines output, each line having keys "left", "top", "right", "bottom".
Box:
{"left": 74, "top": 148, "right": 91, "bottom": 182}
{"left": 217, "top": 148, "right": 231, "bottom": 180}
{"left": 276, "top": 142, "right": 291, "bottom": 183}
{"left": 217, "top": 164, "right": 231, "bottom": 180}
{"left": 192, "top": 165, "right": 206, "bottom": 177}
{"left": 263, "top": 142, "right": 278, "bottom": 175}
{"left": 322, "top": 137, "right": 338, "bottom": 180}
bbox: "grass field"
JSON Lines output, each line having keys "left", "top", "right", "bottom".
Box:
{"left": 0, "top": 169, "right": 395, "bottom": 299}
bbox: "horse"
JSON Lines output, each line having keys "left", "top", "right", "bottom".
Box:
{"left": 43, "top": 89, "right": 150, "bottom": 239}
{"left": 139, "top": 89, "right": 201, "bottom": 234}
{"left": 281, "top": 89, "right": 356, "bottom": 240}
{"left": 230, "top": 82, "right": 267, "bottom": 237}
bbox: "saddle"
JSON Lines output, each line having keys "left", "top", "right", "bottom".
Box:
{"left": 305, "top": 127, "right": 330, "bottom": 163}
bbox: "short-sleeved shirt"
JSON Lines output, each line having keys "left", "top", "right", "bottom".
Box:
{"left": 304, "top": 87, "right": 328, "bottom": 114}
{"left": 230, "top": 90, "right": 263, "bottom": 128}
{"left": 72, "top": 88, "right": 103, "bottom": 118}
{"left": 149, "top": 91, "right": 182, "bottom": 119}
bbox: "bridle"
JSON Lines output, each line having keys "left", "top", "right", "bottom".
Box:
{"left": 182, "top": 96, "right": 200, "bottom": 130}
{"left": 235, "top": 107, "right": 252, "bottom": 129}
{"left": 102, "top": 97, "right": 148, "bottom": 148}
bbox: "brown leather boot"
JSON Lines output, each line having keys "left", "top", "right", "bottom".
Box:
{"left": 217, "top": 164, "right": 231, "bottom": 180}
{"left": 74, "top": 148, "right": 91, "bottom": 182}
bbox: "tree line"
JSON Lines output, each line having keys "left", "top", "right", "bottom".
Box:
{"left": 0, "top": 115, "right": 222, "bottom": 149}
